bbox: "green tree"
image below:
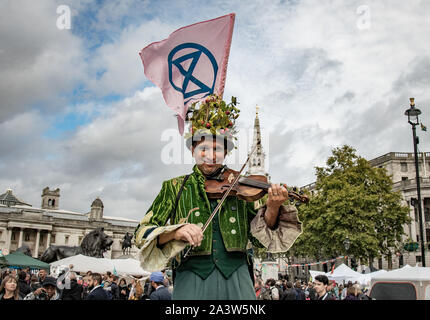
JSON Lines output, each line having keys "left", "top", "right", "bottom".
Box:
{"left": 290, "top": 145, "right": 411, "bottom": 267}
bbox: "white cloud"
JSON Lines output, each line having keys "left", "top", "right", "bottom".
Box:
{"left": 0, "top": 0, "right": 86, "bottom": 120}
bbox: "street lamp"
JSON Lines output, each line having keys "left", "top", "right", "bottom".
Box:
{"left": 404, "top": 97, "right": 426, "bottom": 267}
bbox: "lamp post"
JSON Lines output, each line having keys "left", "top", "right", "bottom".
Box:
{"left": 404, "top": 98, "right": 426, "bottom": 267}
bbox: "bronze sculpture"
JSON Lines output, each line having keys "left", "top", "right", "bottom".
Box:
{"left": 121, "top": 232, "right": 133, "bottom": 255}
{"left": 40, "top": 227, "right": 113, "bottom": 263}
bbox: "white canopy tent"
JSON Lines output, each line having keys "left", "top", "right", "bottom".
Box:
{"left": 358, "top": 269, "right": 388, "bottom": 287}
{"left": 50, "top": 254, "right": 150, "bottom": 277}
{"left": 370, "top": 265, "right": 430, "bottom": 300}
{"left": 370, "top": 265, "right": 430, "bottom": 282}
{"left": 326, "top": 263, "right": 363, "bottom": 284}
{"left": 309, "top": 270, "right": 326, "bottom": 281}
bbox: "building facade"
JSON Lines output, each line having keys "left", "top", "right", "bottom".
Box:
{"left": 369, "top": 152, "right": 430, "bottom": 268}
{"left": 0, "top": 187, "right": 139, "bottom": 259}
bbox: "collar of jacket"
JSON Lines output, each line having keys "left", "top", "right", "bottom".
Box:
{"left": 192, "top": 165, "right": 206, "bottom": 183}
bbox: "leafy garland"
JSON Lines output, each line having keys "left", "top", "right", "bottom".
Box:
{"left": 184, "top": 94, "right": 240, "bottom": 147}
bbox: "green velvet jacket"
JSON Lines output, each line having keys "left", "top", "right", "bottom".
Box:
{"left": 134, "top": 165, "right": 263, "bottom": 256}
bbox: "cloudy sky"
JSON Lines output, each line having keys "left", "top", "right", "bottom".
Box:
{"left": 1, "top": 0, "right": 430, "bottom": 221}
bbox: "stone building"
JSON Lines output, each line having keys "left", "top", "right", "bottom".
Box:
{"left": 0, "top": 187, "right": 139, "bottom": 259}
{"left": 300, "top": 151, "right": 430, "bottom": 272}
{"left": 369, "top": 152, "right": 430, "bottom": 268}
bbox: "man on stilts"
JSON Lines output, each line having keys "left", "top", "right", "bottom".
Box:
{"left": 134, "top": 14, "right": 302, "bottom": 299}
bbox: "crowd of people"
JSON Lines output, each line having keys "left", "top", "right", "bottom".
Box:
{"left": 0, "top": 266, "right": 173, "bottom": 300}
{"left": 1, "top": 265, "right": 374, "bottom": 301}
{"left": 254, "top": 274, "right": 372, "bottom": 300}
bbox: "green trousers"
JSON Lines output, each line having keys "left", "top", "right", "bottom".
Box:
{"left": 172, "top": 264, "right": 256, "bottom": 300}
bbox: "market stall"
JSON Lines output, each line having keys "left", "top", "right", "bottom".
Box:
{"left": 0, "top": 251, "right": 50, "bottom": 270}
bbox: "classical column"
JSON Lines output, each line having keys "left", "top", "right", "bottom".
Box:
{"left": 5, "top": 228, "right": 12, "bottom": 252}
{"left": 46, "top": 231, "right": 51, "bottom": 249}
{"left": 18, "top": 228, "right": 23, "bottom": 248}
{"left": 46, "top": 232, "right": 51, "bottom": 249}
{"left": 34, "top": 229, "right": 40, "bottom": 258}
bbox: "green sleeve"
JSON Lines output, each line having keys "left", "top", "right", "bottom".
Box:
{"left": 134, "top": 180, "right": 176, "bottom": 248}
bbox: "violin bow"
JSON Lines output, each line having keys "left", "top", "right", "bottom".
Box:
{"left": 183, "top": 143, "right": 258, "bottom": 258}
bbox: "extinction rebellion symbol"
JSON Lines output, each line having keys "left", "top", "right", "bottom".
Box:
{"left": 168, "top": 43, "right": 218, "bottom": 104}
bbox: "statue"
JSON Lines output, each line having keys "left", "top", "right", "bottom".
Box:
{"left": 121, "top": 232, "right": 133, "bottom": 255}
{"left": 40, "top": 227, "right": 113, "bottom": 263}
{"left": 16, "top": 245, "right": 32, "bottom": 257}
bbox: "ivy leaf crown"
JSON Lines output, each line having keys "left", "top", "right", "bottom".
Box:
{"left": 184, "top": 94, "right": 240, "bottom": 141}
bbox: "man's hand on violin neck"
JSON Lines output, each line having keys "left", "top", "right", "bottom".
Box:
{"left": 264, "top": 184, "right": 288, "bottom": 229}
{"left": 266, "top": 184, "right": 289, "bottom": 209}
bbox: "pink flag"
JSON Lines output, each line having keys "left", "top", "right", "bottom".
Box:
{"left": 139, "top": 13, "right": 235, "bottom": 135}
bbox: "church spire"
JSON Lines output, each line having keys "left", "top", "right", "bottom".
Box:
{"left": 246, "top": 105, "right": 269, "bottom": 180}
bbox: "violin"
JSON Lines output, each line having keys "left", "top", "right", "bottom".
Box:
{"left": 204, "top": 168, "right": 309, "bottom": 203}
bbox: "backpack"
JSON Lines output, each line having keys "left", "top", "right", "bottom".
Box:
{"left": 261, "top": 287, "right": 273, "bottom": 300}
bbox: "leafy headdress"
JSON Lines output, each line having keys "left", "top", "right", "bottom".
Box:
{"left": 184, "top": 95, "right": 240, "bottom": 151}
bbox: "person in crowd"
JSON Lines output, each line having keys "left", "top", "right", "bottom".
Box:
{"left": 30, "top": 274, "right": 41, "bottom": 292}
{"left": 108, "top": 275, "right": 120, "bottom": 299}
{"left": 314, "top": 275, "right": 335, "bottom": 300}
{"left": 85, "top": 273, "right": 110, "bottom": 300}
{"left": 24, "top": 276, "right": 61, "bottom": 300}
{"left": 343, "top": 284, "right": 359, "bottom": 300}
{"left": 326, "top": 280, "right": 336, "bottom": 299}
{"left": 307, "top": 281, "right": 317, "bottom": 300}
{"left": 0, "top": 275, "right": 22, "bottom": 300}
{"left": 128, "top": 278, "right": 142, "bottom": 300}
{"left": 143, "top": 278, "right": 152, "bottom": 299}
{"left": 342, "top": 281, "right": 352, "bottom": 299}
{"left": 76, "top": 275, "right": 84, "bottom": 286}
{"left": 1, "top": 270, "right": 10, "bottom": 283}
{"left": 17, "top": 270, "right": 31, "bottom": 298}
{"left": 82, "top": 273, "right": 92, "bottom": 299}
{"left": 275, "top": 280, "right": 284, "bottom": 297}
{"left": 338, "top": 284, "right": 344, "bottom": 298}
{"left": 61, "top": 272, "right": 83, "bottom": 300}
{"left": 353, "top": 283, "right": 371, "bottom": 300}
{"left": 254, "top": 278, "right": 264, "bottom": 299}
{"left": 118, "top": 278, "right": 130, "bottom": 300}
{"left": 163, "top": 275, "right": 173, "bottom": 293}
{"left": 148, "top": 271, "right": 172, "bottom": 300}
{"left": 101, "top": 273, "right": 110, "bottom": 288}
{"left": 24, "top": 272, "right": 31, "bottom": 285}
{"left": 294, "top": 280, "right": 305, "bottom": 300}
{"left": 260, "top": 279, "right": 279, "bottom": 300}
{"left": 280, "top": 281, "right": 297, "bottom": 300}
{"left": 38, "top": 269, "right": 47, "bottom": 284}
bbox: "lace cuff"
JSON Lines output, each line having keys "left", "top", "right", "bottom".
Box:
{"left": 135, "top": 223, "right": 188, "bottom": 272}
{"left": 250, "top": 204, "right": 302, "bottom": 253}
